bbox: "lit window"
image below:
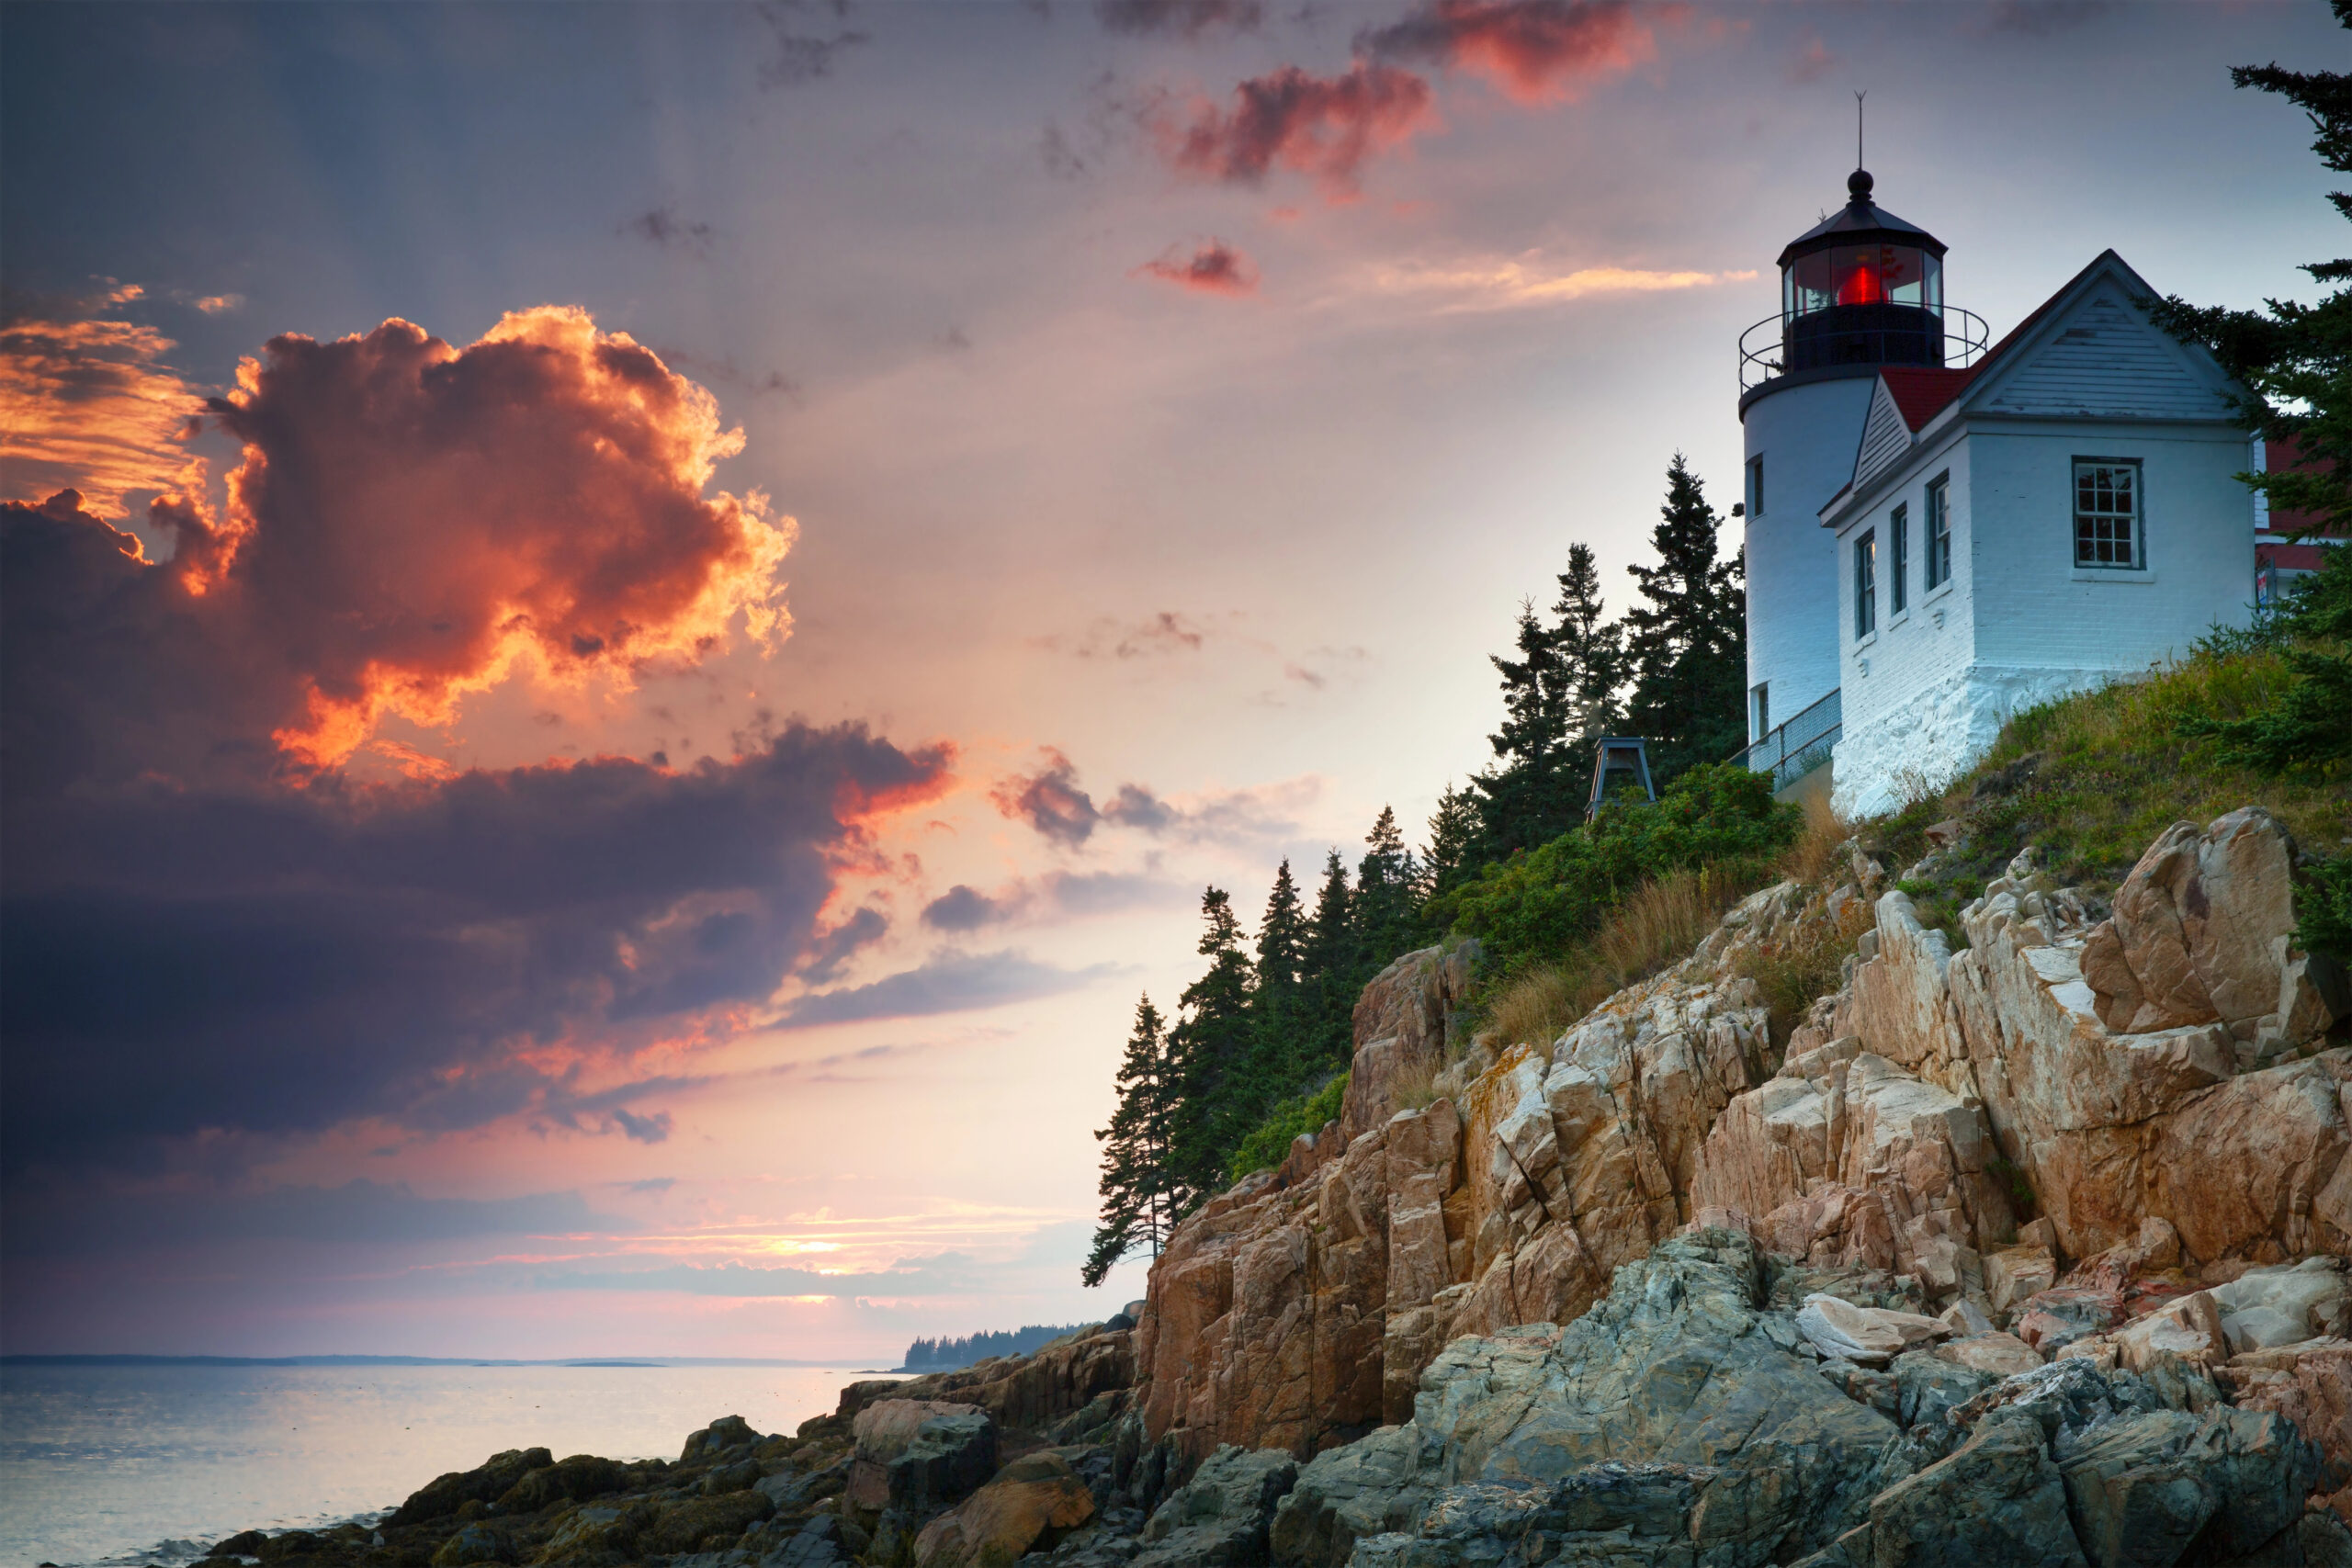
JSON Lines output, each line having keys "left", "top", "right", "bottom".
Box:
{"left": 2074, "top": 459, "right": 2143, "bottom": 569}
{"left": 1925, "top": 474, "right": 1951, "bottom": 588}
{"left": 1747, "top": 456, "right": 1765, "bottom": 519}
{"left": 1889, "top": 503, "right": 1908, "bottom": 615}
{"left": 1855, "top": 530, "right": 1877, "bottom": 639}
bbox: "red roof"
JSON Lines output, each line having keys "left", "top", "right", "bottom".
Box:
{"left": 1878, "top": 367, "right": 1981, "bottom": 432}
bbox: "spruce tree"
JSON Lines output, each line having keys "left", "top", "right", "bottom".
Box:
{"left": 1550, "top": 542, "right": 1626, "bottom": 742}
{"left": 1166, "top": 887, "right": 1257, "bottom": 1200}
{"left": 1241, "top": 860, "right": 1310, "bottom": 1102}
{"left": 1082, "top": 995, "right": 1176, "bottom": 1286}
{"left": 1621, "top": 455, "right": 1747, "bottom": 785}
{"left": 1353, "top": 807, "right": 1420, "bottom": 975}
{"left": 1467, "top": 602, "right": 1573, "bottom": 862}
{"left": 1421, "top": 782, "right": 1481, "bottom": 901}
{"left": 1298, "top": 851, "right": 1358, "bottom": 1074}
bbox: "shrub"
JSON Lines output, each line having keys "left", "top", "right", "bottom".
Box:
{"left": 1480, "top": 861, "right": 1778, "bottom": 1048}
{"left": 1224, "top": 1072, "right": 1348, "bottom": 1183}
{"left": 1736, "top": 895, "right": 1874, "bottom": 1045}
{"left": 1437, "top": 763, "right": 1800, "bottom": 976}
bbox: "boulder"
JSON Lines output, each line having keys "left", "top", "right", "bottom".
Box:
{"left": 494, "top": 1454, "right": 625, "bottom": 1512}
{"left": 2077, "top": 809, "right": 2313, "bottom": 1042}
{"left": 1133, "top": 1446, "right": 1298, "bottom": 1568}
{"left": 389, "top": 1448, "right": 553, "bottom": 1527}
{"left": 683, "top": 1415, "right": 763, "bottom": 1462}
{"left": 2053, "top": 1405, "right": 2315, "bottom": 1568}
{"left": 1934, "top": 1333, "right": 2045, "bottom": 1379}
{"left": 429, "top": 1524, "right": 511, "bottom": 1566}
{"left": 1794, "top": 1292, "right": 1952, "bottom": 1367}
{"left": 2224, "top": 1338, "right": 2352, "bottom": 1517}
{"left": 914, "top": 1451, "right": 1097, "bottom": 1568}
{"left": 645, "top": 1490, "right": 774, "bottom": 1555}
{"left": 1986, "top": 1246, "right": 2058, "bottom": 1316}
{"left": 1267, "top": 1427, "right": 1430, "bottom": 1568}
{"left": 847, "top": 1401, "right": 998, "bottom": 1516}
{"left": 2213, "top": 1257, "right": 2352, "bottom": 1353}
{"left": 1832, "top": 1409, "right": 2085, "bottom": 1568}
{"left": 2106, "top": 1291, "right": 2225, "bottom": 1373}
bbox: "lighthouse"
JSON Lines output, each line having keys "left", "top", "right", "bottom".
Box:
{"left": 1731, "top": 165, "right": 2263, "bottom": 817}
{"left": 1736, "top": 167, "right": 1980, "bottom": 790}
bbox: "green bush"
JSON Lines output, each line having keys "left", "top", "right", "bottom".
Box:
{"left": 1432, "top": 763, "right": 1800, "bottom": 976}
{"left": 1225, "top": 1072, "right": 1348, "bottom": 1184}
{"left": 2300, "top": 855, "right": 2352, "bottom": 964}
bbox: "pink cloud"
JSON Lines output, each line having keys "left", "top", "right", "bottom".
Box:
{"left": 1158, "top": 62, "right": 1440, "bottom": 202}
{"left": 1356, "top": 0, "right": 1657, "bottom": 106}
{"left": 1136, "top": 239, "right": 1261, "bottom": 296}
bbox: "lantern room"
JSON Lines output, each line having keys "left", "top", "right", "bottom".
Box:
{"left": 1776, "top": 169, "right": 1948, "bottom": 375}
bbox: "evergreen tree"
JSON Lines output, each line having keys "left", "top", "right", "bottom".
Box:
{"left": 1238, "top": 860, "right": 1312, "bottom": 1106}
{"left": 1165, "top": 888, "right": 1256, "bottom": 1201}
{"left": 1298, "top": 851, "right": 1358, "bottom": 1073}
{"left": 2147, "top": 6, "right": 2352, "bottom": 778}
{"left": 1352, "top": 807, "right": 1420, "bottom": 974}
{"left": 1466, "top": 601, "right": 1574, "bottom": 862}
{"left": 1083, "top": 995, "right": 1177, "bottom": 1286}
{"left": 1550, "top": 542, "right": 1626, "bottom": 743}
{"left": 1621, "top": 455, "right": 1747, "bottom": 786}
{"left": 1465, "top": 544, "right": 1629, "bottom": 866}
{"left": 1421, "top": 781, "right": 1482, "bottom": 901}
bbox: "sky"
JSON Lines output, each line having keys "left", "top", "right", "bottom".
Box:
{"left": 1, "top": 0, "right": 2343, "bottom": 1361}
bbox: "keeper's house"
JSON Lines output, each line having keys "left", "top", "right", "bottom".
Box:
{"left": 1733, "top": 168, "right": 2333, "bottom": 818}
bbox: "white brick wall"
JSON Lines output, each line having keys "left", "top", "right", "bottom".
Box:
{"left": 1829, "top": 420, "right": 2256, "bottom": 818}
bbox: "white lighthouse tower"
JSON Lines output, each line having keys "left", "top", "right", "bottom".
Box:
{"left": 1736, "top": 168, "right": 1980, "bottom": 790}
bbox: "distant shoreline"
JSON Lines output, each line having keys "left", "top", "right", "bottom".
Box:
{"left": 0, "top": 1354, "right": 895, "bottom": 1369}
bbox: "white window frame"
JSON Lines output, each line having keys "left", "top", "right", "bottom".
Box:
{"left": 2072, "top": 457, "right": 2144, "bottom": 570}
{"left": 1854, "top": 529, "right": 1877, "bottom": 640}
{"left": 1924, "top": 472, "right": 1952, "bottom": 589}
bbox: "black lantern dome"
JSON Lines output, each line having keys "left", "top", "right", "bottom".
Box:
{"left": 1776, "top": 169, "right": 1948, "bottom": 374}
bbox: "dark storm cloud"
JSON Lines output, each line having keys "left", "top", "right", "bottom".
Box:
{"left": 0, "top": 716, "right": 945, "bottom": 1168}
{"left": 1136, "top": 240, "right": 1260, "bottom": 297}
{"left": 1, "top": 1179, "right": 616, "bottom": 1258}
{"left": 922, "top": 871, "right": 1176, "bottom": 931}
{"left": 1353, "top": 0, "right": 1652, "bottom": 104}
{"left": 1094, "top": 0, "right": 1262, "bottom": 39}
{"left": 776, "top": 950, "right": 1122, "bottom": 1028}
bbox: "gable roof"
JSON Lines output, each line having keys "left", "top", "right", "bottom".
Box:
{"left": 1822, "top": 250, "right": 2242, "bottom": 526}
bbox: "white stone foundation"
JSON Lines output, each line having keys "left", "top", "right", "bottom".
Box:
{"left": 1833, "top": 663, "right": 2120, "bottom": 819}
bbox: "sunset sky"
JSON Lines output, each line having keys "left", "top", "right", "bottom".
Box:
{"left": 2, "top": 0, "right": 2341, "bottom": 1360}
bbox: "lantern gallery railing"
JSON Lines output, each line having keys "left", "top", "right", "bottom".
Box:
{"left": 1738, "top": 306, "right": 1990, "bottom": 394}
{"left": 1730, "top": 686, "right": 1840, "bottom": 792}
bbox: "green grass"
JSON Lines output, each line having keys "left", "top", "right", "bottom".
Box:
{"left": 1867, "top": 641, "right": 2348, "bottom": 909}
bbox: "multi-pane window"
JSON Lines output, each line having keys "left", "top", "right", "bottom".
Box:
{"left": 1889, "top": 503, "right": 1908, "bottom": 615}
{"left": 1925, "top": 474, "right": 1951, "bottom": 588}
{"left": 1854, "top": 530, "right": 1877, "bottom": 639}
{"left": 2074, "top": 459, "right": 2143, "bottom": 569}
{"left": 1747, "top": 456, "right": 1765, "bottom": 518}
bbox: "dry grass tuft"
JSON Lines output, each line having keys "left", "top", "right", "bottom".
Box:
{"left": 1390, "top": 1052, "right": 1441, "bottom": 1112}
{"left": 1777, "top": 789, "right": 1852, "bottom": 889}
{"left": 1480, "top": 861, "right": 1778, "bottom": 1049}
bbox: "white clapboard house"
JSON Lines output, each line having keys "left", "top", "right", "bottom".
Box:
{"left": 1733, "top": 167, "right": 2285, "bottom": 818}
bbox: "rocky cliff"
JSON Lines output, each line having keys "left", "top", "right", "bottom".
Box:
{"left": 1125, "top": 805, "right": 2352, "bottom": 1563}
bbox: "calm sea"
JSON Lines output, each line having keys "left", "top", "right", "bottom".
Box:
{"left": 0, "top": 1362, "right": 897, "bottom": 1568}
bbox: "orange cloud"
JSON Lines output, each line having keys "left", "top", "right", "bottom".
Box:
{"left": 1357, "top": 0, "right": 1657, "bottom": 106}
{"left": 1136, "top": 239, "right": 1261, "bottom": 296}
{"left": 1159, "top": 62, "right": 1440, "bottom": 202}
{"left": 163, "top": 308, "right": 795, "bottom": 771}
{"left": 0, "top": 312, "right": 202, "bottom": 518}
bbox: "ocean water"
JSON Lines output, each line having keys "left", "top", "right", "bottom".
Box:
{"left": 0, "top": 1362, "right": 897, "bottom": 1568}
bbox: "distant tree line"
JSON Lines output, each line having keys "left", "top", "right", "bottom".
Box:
{"left": 1084, "top": 456, "right": 1748, "bottom": 1286}
{"left": 900, "top": 1323, "right": 1087, "bottom": 1371}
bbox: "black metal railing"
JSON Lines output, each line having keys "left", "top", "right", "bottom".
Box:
{"left": 1731, "top": 687, "right": 1840, "bottom": 792}
{"left": 1739, "top": 306, "right": 1990, "bottom": 394}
